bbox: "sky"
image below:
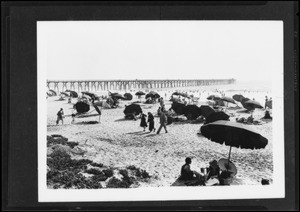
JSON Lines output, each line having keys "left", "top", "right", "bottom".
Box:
{"left": 38, "top": 21, "right": 283, "bottom": 81}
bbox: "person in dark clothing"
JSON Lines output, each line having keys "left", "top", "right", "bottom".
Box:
{"left": 180, "top": 157, "right": 201, "bottom": 181}
{"left": 206, "top": 160, "right": 220, "bottom": 181}
{"left": 156, "top": 111, "right": 168, "bottom": 134}
{"left": 147, "top": 112, "right": 156, "bottom": 132}
{"left": 140, "top": 113, "right": 147, "bottom": 131}
{"left": 56, "top": 108, "right": 64, "bottom": 125}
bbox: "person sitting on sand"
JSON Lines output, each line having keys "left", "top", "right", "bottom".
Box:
{"left": 263, "top": 110, "right": 272, "bottom": 119}
{"left": 206, "top": 160, "right": 220, "bottom": 181}
{"left": 147, "top": 112, "right": 156, "bottom": 132}
{"left": 56, "top": 108, "right": 64, "bottom": 125}
{"left": 180, "top": 157, "right": 201, "bottom": 181}
{"left": 140, "top": 113, "right": 148, "bottom": 131}
{"left": 246, "top": 114, "right": 254, "bottom": 124}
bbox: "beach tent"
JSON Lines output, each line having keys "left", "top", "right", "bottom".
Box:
{"left": 199, "top": 105, "right": 215, "bottom": 118}
{"left": 123, "top": 104, "right": 142, "bottom": 115}
{"left": 74, "top": 101, "right": 90, "bottom": 113}
{"left": 205, "top": 111, "right": 230, "bottom": 124}
{"left": 124, "top": 93, "right": 133, "bottom": 100}
{"left": 183, "top": 105, "right": 202, "bottom": 120}
{"left": 200, "top": 120, "right": 268, "bottom": 170}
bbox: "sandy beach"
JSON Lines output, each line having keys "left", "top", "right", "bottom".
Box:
{"left": 47, "top": 82, "right": 273, "bottom": 188}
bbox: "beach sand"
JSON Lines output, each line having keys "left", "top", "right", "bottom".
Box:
{"left": 47, "top": 83, "right": 273, "bottom": 187}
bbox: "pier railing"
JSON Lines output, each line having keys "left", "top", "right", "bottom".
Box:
{"left": 47, "top": 79, "right": 236, "bottom": 93}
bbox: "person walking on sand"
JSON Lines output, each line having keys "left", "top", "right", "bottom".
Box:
{"left": 140, "top": 113, "right": 148, "bottom": 131}
{"left": 160, "top": 97, "right": 164, "bottom": 108}
{"left": 147, "top": 112, "right": 156, "bottom": 132}
{"left": 56, "top": 108, "right": 64, "bottom": 125}
{"left": 156, "top": 110, "right": 168, "bottom": 134}
{"left": 71, "top": 109, "right": 76, "bottom": 124}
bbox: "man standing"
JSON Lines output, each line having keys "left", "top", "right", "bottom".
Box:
{"left": 156, "top": 110, "right": 168, "bottom": 134}
{"left": 56, "top": 108, "right": 64, "bottom": 125}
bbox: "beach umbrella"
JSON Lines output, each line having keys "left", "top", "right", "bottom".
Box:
{"left": 243, "top": 100, "right": 263, "bottom": 110}
{"left": 172, "top": 92, "right": 182, "bottom": 96}
{"left": 265, "top": 100, "right": 272, "bottom": 109}
{"left": 60, "top": 92, "right": 71, "bottom": 97}
{"left": 240, "top": 97, "right": 252, "bottom": 110}
{"left": 200, "top": 120, "right": 268, "bottom": 169}
{"left": 82, "top": 91, "right": 98, "bottom": 100}
{"left": 65, "top": 90, "right": 78, "bottom": 98}
{"left": 111, "top": 93, "right": 126, "bottom": 100}
{"left": 49, "top": 89, "right": 57, "bottom": 96}
{"left": 205, "top": 111, "right": 230, "bottom": 124}
{"left": 146, "top": 91, "right": 160, "bottom": 99}
{"left": 183, "top": 105, "right": 202, "bottom": 120}
{"left": 171, "top": 102, "right": 186, "bottom": 115}
{"left": 74, "top": 101, "right": 90, "bottom": 113}
{"left": 221, "top": 96, "right": 236, "bottom": 104}
{"left": 199, "top": 105, "right": 215, "bottom": 118}
{"left": 123, "top": 104, "right": 142, "bottom": 115}
{"left": 94, "top": 100, "right": 111, "bottom": 109}
{"left": 124, "top": 93, "right": 133, "bottom": 100}
{"left": 135, "top": 91, "right": 145, "bottom": 96}
{"left": 207, "top": 95, "right": 221, "bottom": 100}
{"left": 232, "top": 94, "right": 245, "bottom": 102}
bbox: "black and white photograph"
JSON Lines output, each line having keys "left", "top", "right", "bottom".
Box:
{"left": 37, "top": 20, "right": 285, "bottom": 202}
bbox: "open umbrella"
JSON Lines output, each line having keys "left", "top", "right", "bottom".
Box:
{"left": 205, "top": 111, "right": 230, "bottom": 124}
{"left": 240, "top": 97, "right": 252, "bottom": 110}
{"left": 183, "top": 105, "right": 202, "bottom": 120}
{"left": 244, "top": 100, "right": 263, "bottom": 110}
{"left": 221, "top": 96, "right": 236, "bottom": 105}
{"left": 199, "top": 105, "right": 215, "bottom": 118}
{"left": 111, "top": 93, "right": 126, "bottom": 100}
{"left": 82, "top": 91, "right": 98, "bottom": 100}
{"left": 124, "top": 93, "right": 133, "bottom": 100}
{"left": 60, "top": 92, "right": 71, "bottom": 97}
{"left": 48, "top": 89, "right": 57, "bottom": 96}
{"left": 124, "top": 104, "right": 142, "bottom": 115}
{"left": 65, "top": 90, "right": 78, "bottom": 98}
{"left": 74, "top": 101, "right": 90, "bottom": 113}
{"left": 135, "top": 91, "right": 145, "bottom": 96}
{"left": 232, "top": 94, "right": 245, "bottom": 103}
{"left": 146, "top": 91, "right": 160, "bottom": 99}
{"left": 200, "top": 120, "right": 268, "bottom": 170}
{"left": 172, "top": 91, "right": 182, "bottom": 96}
{"left": 207, "top": 95, "right": 221, "bottom": 100}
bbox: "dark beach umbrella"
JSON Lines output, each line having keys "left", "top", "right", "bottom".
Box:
{"left": 207, "top": 95, "right": 221, "bottom": 100}
{"left": 65, "top": 90, "right": 78, "bottom": 98}
{"left": 172, "top": 92, "right": 182, "bottom": 96}
{"left": 200, "top": 120, "right": 268, "bottom": 169}
{"left": 232, "top": 94, "right": 245, "bottom": 103}
{"left": 111, "top": 93, "right": 126, "bottom": 100}
{"left": 135, "top": 91, "right": 145, "bottom": 96}
{"left": 221, "top": 96, "right": 236, "bottom": 104}
{"left": 205, "top": 111, "right": 230, "bottom": 124}
{"left": 244, "top": 100, "right": 263, "bottom": 110}
{"left": 123, "top": 104, "right": 142, "bottom": 115}
{"left": 265, "top": 100, "right": 272, "bottom": 109}
{"left": 124, "top": 93, "right": 133, "bottom": 100}
{"left": 171, "top": 102, "right": 186, "bottom": 115}
{"left": 82, "top": 91, "right": 97, "bottom": 100}
{"left": 199, "top": 105, "right": 215, "bottom": 118}
{"left": 241, "top": 97, "right": 252, "bottom": 110}
{"left": 49, "top": 89, "right": 57, "bottom": 96}
{"left": 184, "top": 105, "right": 202, "bottom": 120}
{"left": 61, "top": 92, "right": 71, "bottom": 97}
{"left": 146, "top": 91, "right": 160, "bottom": 99}
{"left": 74, "top": 101, "right": 90, "bottom": 113}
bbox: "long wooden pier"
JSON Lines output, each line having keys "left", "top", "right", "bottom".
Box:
{"left": 47, "top": 79, "right": 236, "bottom": 92}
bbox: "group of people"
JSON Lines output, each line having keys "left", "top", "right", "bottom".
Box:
{"left": 179, "top": 157, "right": 234, "bottom": 186}
{"left": 140, "top": 107, "right": 168, "bottom": 134}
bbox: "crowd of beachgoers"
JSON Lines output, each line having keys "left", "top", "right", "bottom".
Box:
{"left": 46, "top": 83, "right": 273, "bottom": 189}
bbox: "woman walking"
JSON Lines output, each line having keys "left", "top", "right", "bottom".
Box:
{"left": 147, "top": 112, "right": 156, "bottom": 133}
{"left": 140, "top": 113, "right": 148, "bottom": 131}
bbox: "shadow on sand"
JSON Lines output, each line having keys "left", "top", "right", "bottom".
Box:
{"left": 114, "top": 118, "right": 137, "bottom": 122}
{"left": 75, "top": 121, "right": 99, "bottom": 125}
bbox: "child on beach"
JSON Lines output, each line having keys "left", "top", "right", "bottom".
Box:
{"left": 140, "top": 113, "right": 147, "bottom": 131}
{"left": 147, "top": 112, "right": 156, "bottom": 132}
